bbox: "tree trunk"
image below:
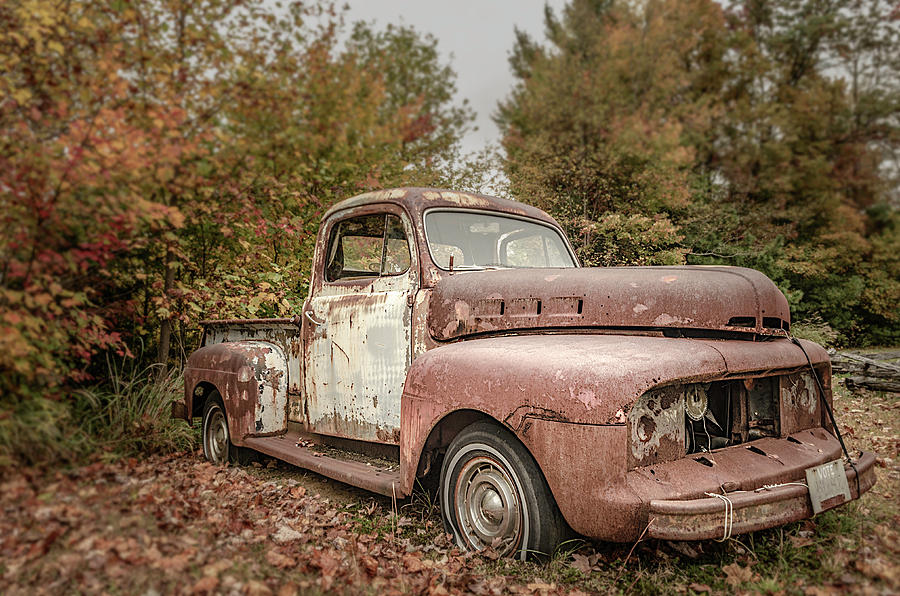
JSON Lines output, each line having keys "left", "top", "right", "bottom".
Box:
{"left": 156, "top": 246, "right": 177, "bottom": 366}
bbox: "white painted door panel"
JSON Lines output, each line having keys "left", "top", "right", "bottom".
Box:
{"left": 304, "top": 277, "right": 411, "bottom": 443}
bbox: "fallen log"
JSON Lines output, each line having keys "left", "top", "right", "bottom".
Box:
{"left": 844, "top": 375, "right": 900, "bottom": 394}
{"left": 829, "top": 350, "right": 900, "bottom": 393}
{"left": 854, "top": 349, "right": 900, "bottom": 361}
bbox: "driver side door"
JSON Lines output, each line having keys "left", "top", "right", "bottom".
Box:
{"left": 301, "top": 207, "right": 416, "bottom": 444}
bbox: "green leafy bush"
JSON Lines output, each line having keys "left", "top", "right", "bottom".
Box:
{"left": 0, "top": 362, "right": 194, "bottom": 468}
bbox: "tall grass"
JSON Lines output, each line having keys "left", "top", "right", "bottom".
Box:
{"left": 72, "top": 362, "right": 196, "bottom": 458}
{"left": 0, "top": 395, "right": 93, "bottom": 467}
{"left": 0, "top": 360, "right": 195, "bottom": 468}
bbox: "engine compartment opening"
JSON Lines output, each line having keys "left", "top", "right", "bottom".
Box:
{"left": 627, "top": 370, "right": 823, "bottom": 469}
{"left": 684, "top": 378, "right": 780, "bottom": 455}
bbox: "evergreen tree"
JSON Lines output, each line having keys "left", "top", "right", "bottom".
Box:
{"left": 497, "top": 0, "right": 900, "bottom": 344}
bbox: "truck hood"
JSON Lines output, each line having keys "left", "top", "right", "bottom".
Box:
{"left": 428, "top": 266, "right": 790, "bottom": 341}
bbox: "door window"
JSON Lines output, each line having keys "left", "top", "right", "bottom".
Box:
{"left": 324, "top": 214, "right": 411, "bottom": 281}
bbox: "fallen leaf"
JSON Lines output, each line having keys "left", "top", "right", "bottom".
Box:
{"left": 191, "top": 576, "right": 219, "bottom": 594}
{"left": 804, "top": 586, "right": 842, "bottom": 596}
{"left": 570, "top": 553, "right": 593, "bottom": 574}
{"left": 403, "top": 553, "right": 425, "bottom": 573}
{"left": 245, "top": 579, "right": 273, "bottom": 596}
{"left": 361, "top": 555, "right": 378, "bottom": 576}
{"left": 155, "top": 549, "right": 195, "bottom": 572}
{"left": 266, "top": 550, "right": 296, "bottom": 569}
{"left": 668, "top": 541, "right": 701, "bottom": 559}
{"left": 271, "top": 524, "right": 303, "bottom": 543}
{"left": 723, "top": 562, "right": 756, "bottom": 586}
{"left": 790, "top": 534, "right": 814, "bottom": 548}
{"left": 202, "top": 559, "right": 232, "bottom": 577}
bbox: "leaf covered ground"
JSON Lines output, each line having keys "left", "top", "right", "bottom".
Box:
{"left": 2, "top": 383, "right": 898, "bottom": 595}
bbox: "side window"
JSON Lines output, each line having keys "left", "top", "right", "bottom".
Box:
{"left": 384, "top": 215, "right": 411, "bottom": 274}
{"left": 325, "top": 213, "right": 411, "bottom": 282}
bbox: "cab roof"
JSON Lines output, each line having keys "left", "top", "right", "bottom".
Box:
{"left": 323, "top": 187, "right": 558, "bottom": 226}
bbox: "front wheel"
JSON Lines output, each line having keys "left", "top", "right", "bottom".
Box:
{"left": 440, "top": 421, "right": 568, "bottom": 560}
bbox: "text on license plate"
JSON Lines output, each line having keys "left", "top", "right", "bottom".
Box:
{"left": 805, "top": 459, "right": 851, "bottom": 514}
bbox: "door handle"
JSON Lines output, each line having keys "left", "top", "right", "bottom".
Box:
{"left": 304, "top": 310, "right": 326, "bottom": 326}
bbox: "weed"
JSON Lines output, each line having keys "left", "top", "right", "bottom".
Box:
{"left": 0, "top": 394, "right": 92, "bottom": 466}
{"left": 71, "top": 360, "right": 195, "bottom": 457}
{"left": 791, "top": 315, "right": 841, "bottom": 348}
{"left": 0, "top": 357, "right": 195, "bottom": 468}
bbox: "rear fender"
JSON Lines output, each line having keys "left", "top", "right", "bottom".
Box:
{"left": 183, "top": 340, "right": 288, "bottom": 444}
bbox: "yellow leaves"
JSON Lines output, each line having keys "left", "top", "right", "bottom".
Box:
{"left": 47, "top": 40, "right": 64, "bottom": 55}
{"left": 167, "top": 207, "right": 186, "bottom": 229}
{"left": 31, "top": 293, "right": 54, "bottom": 308}
{"left": 156, "top": 166, "right": 175, "bottom": 183}
{"left": 6, "top": 31, "right": 29, "bottom": 49}
{"left": 11, "top": 88, "right": 32, "bottom": 105}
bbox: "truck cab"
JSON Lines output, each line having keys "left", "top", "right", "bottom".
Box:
{"left": 178, "top": 187, "right": 875, "bottom": 559}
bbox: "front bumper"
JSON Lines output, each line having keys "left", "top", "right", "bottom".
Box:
{"left": 647, "top": 450, "right": 876, "bottom": 541}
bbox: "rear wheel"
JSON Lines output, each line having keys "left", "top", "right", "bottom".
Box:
{"left": 440, "top": 421, "right": 568, "bottom": 560}
{"left": 202, "top": 393, "right": 231, "bottom": 464}
{"left": 201, "top": 393, "right": 259, "bottom": 465}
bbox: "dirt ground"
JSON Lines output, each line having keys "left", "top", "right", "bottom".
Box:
{"left": 1, "top": 381, "right": 898, "bottom": 595}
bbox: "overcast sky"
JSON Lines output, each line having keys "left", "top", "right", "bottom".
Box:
{"left": 339, "top": 1, "right": 568, "bottom": 156}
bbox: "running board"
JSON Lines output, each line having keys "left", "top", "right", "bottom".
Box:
{"left": 242, "top": 430, "right": 402, "bottom": 498}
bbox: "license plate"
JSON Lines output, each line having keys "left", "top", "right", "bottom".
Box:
{"left": 805, "top": 459, "right": 851, "bottom": 514}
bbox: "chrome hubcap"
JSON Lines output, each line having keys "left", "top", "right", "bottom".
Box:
{"left": 205, "top": 407, "right": 228, "bottom": 463}
{"left": 455, "top": 456, "right": 522, "bottom": 555}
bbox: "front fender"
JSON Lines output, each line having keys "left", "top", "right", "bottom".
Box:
{"left": 398, "top": 335, "right": 713, "bottom": 494}
{"left": 398, "top": 334, "right": 829, "bottom": 497}
{"left": 184, "top": 340, "right": 288, "bottom": 444}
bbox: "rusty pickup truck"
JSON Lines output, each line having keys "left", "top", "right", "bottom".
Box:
{"left": 177, "top": 187, "right": 876, "bottom": 559}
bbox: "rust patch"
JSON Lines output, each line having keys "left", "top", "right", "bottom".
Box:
{"left": 780, "top": 371, "right": 820, "bottom": 434}
{"left": 428, "top": 267, "right": 790, "bottom": 341}
{"left": 627, "top": 386, "right": 685, "bottom": 468}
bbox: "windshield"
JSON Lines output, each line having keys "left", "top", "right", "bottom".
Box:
{"left": 424, "top": 210, "right": 576, "bottom": 270}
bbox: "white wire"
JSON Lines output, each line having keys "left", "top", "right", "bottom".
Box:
{"left": 704, "top": 492, "right": 734, "bottom": 541}
{"left": 701, "top": 482, "right": 810, "bottom": 542}
{"left": 755, "top": 482, "right": 809, "bottom": 492}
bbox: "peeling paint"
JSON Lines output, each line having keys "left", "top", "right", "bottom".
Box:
{"left": 182, "top": 186, "right": 869, "bottom": 546}
{"left": 183, "top": 339, "right": 289, "bottom": 444}
{"left": 627, "top": 386, "right": 685, "bottom": 468}
{"left": 301, "top": 207, "right": 417, "bottom": 444}
{"left": 780, "top": 371, "right": 821, "bottom": 434}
